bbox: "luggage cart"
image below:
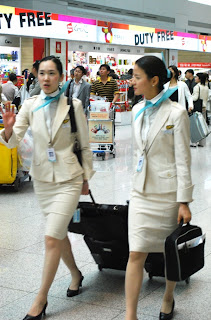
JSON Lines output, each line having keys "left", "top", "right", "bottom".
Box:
{"left": 88, "top": 106, "right": 116, "bottom": 160}
{"left": 0, "top": 119, "right": 31, "bottom": 191}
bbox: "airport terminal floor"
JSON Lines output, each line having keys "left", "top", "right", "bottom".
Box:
{"left": 0, "top": 124, "right": 211, "bottom": 320}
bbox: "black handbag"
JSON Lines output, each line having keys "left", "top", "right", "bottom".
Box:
{"left": 68, "top": 190, "right": 128, "bottom": 241}
{"left": 68, "top": 97, "right": 82, "bottom": 166}
{"left": 165, "top": 220, "right": 205, "bottom": 281}
{"left": 193, "top": 85, "right": 203, "bottom": 113}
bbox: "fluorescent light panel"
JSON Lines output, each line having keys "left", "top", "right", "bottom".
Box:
{"left": 188, "top": 0, "right": 211, "bottom": 6}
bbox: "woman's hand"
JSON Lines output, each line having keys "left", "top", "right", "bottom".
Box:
{"left": 81, "top": 180, "right": 89, "bottom": 195}
{"left": 0, "top": 102, "right": 16, "bottom": 142}
{"left": 0, "top": 102, "right": 16, "bottom": 129}
{"left": 177, "top": 203, "right": 192, "bottom": 224}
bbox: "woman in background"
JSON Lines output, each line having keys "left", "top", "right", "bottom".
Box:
{"left": 165, "top": 65, "right": 193, "bottom": 112}
{"left": 192, "top": 72, "right": 209, "bottom": 146}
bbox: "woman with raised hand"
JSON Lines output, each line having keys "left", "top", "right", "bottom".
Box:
{"left": 0, "top": 55, "right": 94, "bottom": 320}
{"left": 125, "top": 56, "right": 193, "bottom": 320}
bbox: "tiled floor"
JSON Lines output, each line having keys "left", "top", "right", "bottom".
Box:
{"left": 0, "top": 124, "right": 211, "bottom": 320}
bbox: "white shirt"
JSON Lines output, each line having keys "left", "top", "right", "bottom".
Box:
{"left": 141, "top": 90, "right": 163, "bottom": 144}
{"left": 72, "top": 79, "right": 83, "bottom": 98}
{"left": 40, "top": 89, "right": 60, "bottom": 138}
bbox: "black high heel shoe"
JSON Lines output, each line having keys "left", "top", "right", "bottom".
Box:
{"left": 67, "top": 273, "right": 84, "bottom": 297}
{"left": 159, "top": 300, "right": 175, "bottom": 320}
{"left": 23, "top": 302, "right": 48, "bottom": 320}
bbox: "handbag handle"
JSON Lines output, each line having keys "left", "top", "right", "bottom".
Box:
{"left": 179, "top": 219, "right": 190, "bottom": 227}
{"left": 88, "top": 189, "right": 96, "bottom": 205}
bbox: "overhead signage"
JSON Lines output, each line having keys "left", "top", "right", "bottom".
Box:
{"left": 0, "top": 6, "right": 97, "bottom": 42}
{"left": 0, "top": 5, "right": 211, "bottom": 53}
{"left": 178, "top": 62, "right": 211, "bottom": 68}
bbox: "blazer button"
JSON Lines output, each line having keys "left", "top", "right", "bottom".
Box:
{"left": 167, "top": 172, "right": 171, "bottom": 177}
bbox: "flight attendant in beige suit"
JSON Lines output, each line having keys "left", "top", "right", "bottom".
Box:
{"left": 0, "top": 56, "right": 94, "bottom": 320}
{"left": 125, "top": 56, "right": 193, "bottom": 320}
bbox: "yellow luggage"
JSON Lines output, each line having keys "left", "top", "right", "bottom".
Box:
{"left": 0, "top": 143, "right": 18, "bottom": 184}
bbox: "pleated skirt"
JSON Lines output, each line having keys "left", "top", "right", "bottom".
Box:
{"left": 33, "top": 175, "right": 83, "bottom": 240}
{"left": 128, "top": 189, "right": 179, "bottom": 253}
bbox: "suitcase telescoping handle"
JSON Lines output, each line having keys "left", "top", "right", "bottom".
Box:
{"left": 88, "top": 189, "right": 96, "bottom": 205}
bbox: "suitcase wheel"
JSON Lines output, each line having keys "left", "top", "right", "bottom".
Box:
{"left": 98, "top": 264, "right": 103, "bottom": 271}
{"left": 149, "top": 273, "right": 153, "bottom": 280}
{"left": 185, "top": 277, "right": 190, "bottom": 284}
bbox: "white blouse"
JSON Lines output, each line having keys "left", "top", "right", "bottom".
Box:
{"left": 41, "top": 89, "right": 60, "bottom": 137}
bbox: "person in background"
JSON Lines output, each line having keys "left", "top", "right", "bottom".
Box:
{"left": 165, "top": 65, "right": 193, "bottom": 112}
{"left": 120, "top": 68, "right": 133, "bottom": 80}
{"left": 205, "top": 73, "right": 211, "bottom": 89}
{"left": 178, "top": 70, "right": 182, "bottom": 80}
{"left": 0, "top": 56, "right": 94, "bottom": 320}
{"left": 69, "top": 68, "right": 75, "bottom": 80}
{"left": 91, "top": 64, "right": 120, "bottom": 103}
{"left": 125, "top": 55, "right": 193, "bottom": 320}
{"left": 109, "top": 69, "right": 119, "bottom": 80}
{"left": 185, "top": 69, "right": 197, "bottom": 94}
{"left": 128, "top": 74, "right": 143, "bottom": 107}
{"left": 29, "top": 60, "right": 41, "bottom": 97}
{"left": 192, "top": 72, "right": 209, "bottom": 147}
{"left": 2, "top": 73, "right": 19, "bottom": 102}
{"left": 27, "top": 72, "right": 36, "bottom": 92}
{"left": 66, "top": 66, "right": 91, "bottom": 115}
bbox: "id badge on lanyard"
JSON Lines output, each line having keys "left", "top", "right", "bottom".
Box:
{"left": 137, "top": 155, "right": 144, "bottom": 172}
{"left": 47, "top": 144, "right": 57, "bottom": 162}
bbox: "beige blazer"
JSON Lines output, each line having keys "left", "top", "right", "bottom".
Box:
{"left": 0, "top": 94, "right": 94, "bottom": 183}
{"left": 132, "top": 99, "right": 193, "bottom": 203}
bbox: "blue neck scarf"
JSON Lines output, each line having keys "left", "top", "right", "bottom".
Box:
{"left": 135, "top": 86, "right": 178, "bottom": 121}
{"left": 33, "top": 81, "right": 69, "bottom": 112}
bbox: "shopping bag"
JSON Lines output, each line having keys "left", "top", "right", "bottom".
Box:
{"left": 189, "top": 112, "right": 210, "bottom": 143}
{"left": 165, "top": 220, "right": 205, "bottom": 281}
{"left": 18, "top": 128, "right": 33, "bottom": 171}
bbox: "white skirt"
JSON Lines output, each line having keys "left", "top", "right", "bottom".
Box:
{"left": 128, "top": 190, "right": 179, "bottom": 253}
{"left": 33, "top": 175, "right": 83, "bottom": 240}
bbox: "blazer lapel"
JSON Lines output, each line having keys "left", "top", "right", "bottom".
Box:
{"left": 133, "top": 110, "right": 144, "bottom": 152}
{"left": 51, "top": 96, "right": 70, "bottom": 142}
{"left": 145, "top": 99, "right": 171, "bottom": 153}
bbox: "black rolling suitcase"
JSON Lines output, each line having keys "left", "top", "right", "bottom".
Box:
{"left": 84, "top": 235, "right": 129, "bottom": 271}
{"left": 68, "top": 190, "right": 128, "bottom": 241}
{"left": 144, "top": 252, "right": 190, "bottom": 284}
{"left": 68, "top": 190, "right": 129, "bottom": 270}
{"left": 144, "top": 253, "right": 165, "bottom": 279}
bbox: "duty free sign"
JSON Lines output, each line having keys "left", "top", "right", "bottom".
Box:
{"left": 0, "top": 6, "right": 97, "bottom": 42}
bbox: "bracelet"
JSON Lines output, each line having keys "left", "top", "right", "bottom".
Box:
{"left": 83, "top": 180, "right": 88, "bottom": 184}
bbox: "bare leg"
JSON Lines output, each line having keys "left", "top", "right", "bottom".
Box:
{"left": 61, "top": 235, "right": 81, "bottom": 290}
{"left": 125, "top": 251, "right": 148, "bottom": 320}
{"left": 27, "top": 236, "right": 62, "bottom": 316}
{"left": 160, "top": 279, "right": 176, "bottom": 313}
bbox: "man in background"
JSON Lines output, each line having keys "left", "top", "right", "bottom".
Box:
{"left": 66, "top": 66, "right": 91, "bottom": 115}
{"left": 29, "top": 60, "right": 41, "bottom": 96}
{"left": 91, "top": 64, "right": 120, "bottom": 104}
{"left": 2, "top": 73, "right": 19, "bottom": 102}
{"left": 185, "top": 69, "right": 196, "bottom": 94}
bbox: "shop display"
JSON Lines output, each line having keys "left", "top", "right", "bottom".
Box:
{"left": 0, "top": 46, "right": 20, "bottom": 79}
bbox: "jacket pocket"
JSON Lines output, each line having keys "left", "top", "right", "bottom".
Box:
{"left": 158, "top": 169, "right": 177, "bottom": 192}
{"left": 158, "top": 169, "right": 177, "bottom": 179}
{"left": 63, "top": 155, "right": 77, "bottom": 164}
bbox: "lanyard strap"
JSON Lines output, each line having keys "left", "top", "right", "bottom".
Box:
{"left": 135, "top": 87, "right": 178, "bottom": 121}
{"left": 33, "top": 81, "right": 69, "bottom": 112}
